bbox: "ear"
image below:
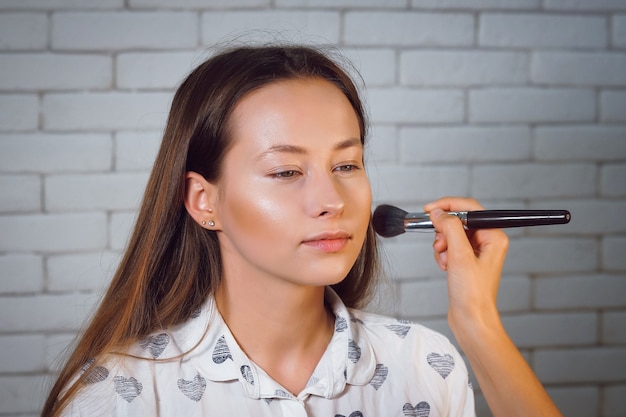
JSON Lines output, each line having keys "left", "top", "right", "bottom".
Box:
{"left": 184, "top": 171, "right": 220, "bottom": 230}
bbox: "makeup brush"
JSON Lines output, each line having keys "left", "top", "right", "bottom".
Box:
{"left": 372, "top": 204, "right": 571, "bottom": 238}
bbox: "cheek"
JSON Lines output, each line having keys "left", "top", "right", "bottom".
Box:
{"left": 219, "top": 181, "right": 288, "bottom": 239}
{"left": 353, "top": 177, "right": 373, "bottom": 222}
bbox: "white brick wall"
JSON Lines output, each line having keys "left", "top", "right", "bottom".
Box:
{"left": 479, "top": 13, "right": 607, "bottom": 48}
{"left": 0, "top": 2, "right": 624, "bottom": 416}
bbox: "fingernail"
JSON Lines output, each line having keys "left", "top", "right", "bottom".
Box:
{"left": 430, "top": 208, "right": 444, "bottom": 219}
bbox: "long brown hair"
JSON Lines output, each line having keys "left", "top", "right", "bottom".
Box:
{"left": 41, "top": 44, "right": 381, "bottom": 417}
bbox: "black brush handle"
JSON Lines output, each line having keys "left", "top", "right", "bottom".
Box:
{"left": 466, "top": 210, "right": 571, "bottom": 229}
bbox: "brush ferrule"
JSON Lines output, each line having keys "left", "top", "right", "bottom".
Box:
{"left": 403, "top": 212, "right": 468, "bottom": 230}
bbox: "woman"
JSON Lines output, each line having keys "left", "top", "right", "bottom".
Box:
{"left": 42, "top": 45, "right": 562, "bottom": 417}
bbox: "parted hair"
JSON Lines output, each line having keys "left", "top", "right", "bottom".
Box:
{"left": 41, "top": 44, "right": 381, "bottom": 417}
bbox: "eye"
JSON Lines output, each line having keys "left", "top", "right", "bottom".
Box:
{"left": 334, "top": 164, "right": 360, "bottom": 173}
{"left": 272, "top": 169, "right": 301, "bottom": 179}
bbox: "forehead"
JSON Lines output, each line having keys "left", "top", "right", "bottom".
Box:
{"left": 226, "top": 78, "right": 361, "bottom": 151}
{"left": 232, "top": 77, "right": 352, "bottom": 117}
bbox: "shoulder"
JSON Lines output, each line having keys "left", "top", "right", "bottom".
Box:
{"left": 348, "top": 307, "right": 454, "bottom": 349}
{"left": 345, "top": 308, "right": 474, "bottom": 409}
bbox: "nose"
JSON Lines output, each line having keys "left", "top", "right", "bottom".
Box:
{"left": 305, "top": 171, "right": 345, "bottom": 218}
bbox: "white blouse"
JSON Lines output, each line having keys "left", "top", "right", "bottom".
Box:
{"left": 64, "top": 288, "right": 475, "bottom": 417}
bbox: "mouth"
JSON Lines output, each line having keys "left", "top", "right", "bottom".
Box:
{"left": 302, "top": 231, "right": 351, "bottom": 253}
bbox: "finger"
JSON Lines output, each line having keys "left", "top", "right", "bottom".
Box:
{"left": 433, "top": 231, "right": 447, "bottom": 252}
{"left": 432, "top": 231, "right": 448, "bottom": 270}
{"left": 424, "top": 196, "right": 485, "bottom": 213}
{"left": 429, "top": 208, "right": 475, "bottom": 266}
{"left": 434, "top": 249, "right": 448, "bottom": 271}
{"left": 472, "top": 228, "right": 510, "bottom": 270}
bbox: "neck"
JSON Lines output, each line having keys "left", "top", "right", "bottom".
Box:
{"left": 215, "top": 272, "right": 335, "bottom": 394}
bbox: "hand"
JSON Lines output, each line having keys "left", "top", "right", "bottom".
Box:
{"left": 423, "top": 197, "right": 509, "bottom": 330}
{"left": 425, "top": 197, "right": 563, "bottom": 417}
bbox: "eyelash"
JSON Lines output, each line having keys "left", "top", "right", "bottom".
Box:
{"left": 272, "top": 170, "right": 301, "bottom": 179}
{"left": 269, "top": 164, "right": 361, "bottom": 180}
{"left": 334, "top": 164, "right": 360, "bottom": 173}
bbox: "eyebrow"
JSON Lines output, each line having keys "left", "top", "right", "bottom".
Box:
{"left": 257, "top": 137, "right": 362, "bottom": 159}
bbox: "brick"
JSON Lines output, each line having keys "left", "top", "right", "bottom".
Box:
{"left": 479, "top": 13, "right": 606, "bottom": 48}
{"left": 0, "top": 375, "right": 46, "bottom": 414}
{"left": 115, "top": 131, "right": 161, "bottom": 171}
{"left": 116, "top": 51, "right": 200, "bottom": 89}
{"left": 0, "top": 13, "right": 47, "bottom": 50}
{"left": 530, "top": 199, "right": 626, "bottom": 235}
{"left": 535, "top": 274, "right": 626, "bottom": 310}
{"left": 504, "top": 237, "right": 597, "bottom": 274}
{"left": 400, "top": 274, "right": 533, "bottom": 315}
{"left": 0, "top": 335, "right": 46, "bottom": 372}
{"left": 0, "top": 133, "right": 111, "bottom": 173}
{"left": 369, "top": 164, "right": 469, "bottom": 203}
{"left": 543, "top": 0, "right": 626, "bottom": 11}
{"left": 46, "top": 333, "right": 77, "bottom": 372}
{"left": 0, "top": 213, "right": 107, "bottom": 252}
{"left": 47, "top": 251, "right": 120, "bottom": 292}
{"left": 365, "top": 125, "right": 397, "bottom": 164}
{"left": 398, "top": 279, "right": 449, "bottom": 317}
{"left": 110, "top": 211, "right": 138, "bottom": 251}
{"left": 401, "top": 126, "right": 530, "bottom": 163}
{"left": 532, "top": 51, "right": 626, "bottom": 86}
{"left": 201, "top": 11, "right": 341, "bottom": 45}
{"left": 401, "top": 50, "right": 528, "bottom": 86}
{"left": 0, "top": 293, "right": 98, "bottom": 332}
{"left": 497, "top": 275, "right": 532, "bottom": 312}
{"left": 546, "top": 386, "right": 599, "bottom": 417}
{"left": 52, "top": 12, "right": 197, "bottom": 50}
{"left": 381, "top": 238, "right": 445, "bottom": 281}
{"left": 603, "top": 311, "right": 626, "bottom": 344}
{"left": 0, "top": 254, "right": 44, "bottom": 293}
{"left": 0, "top": 94, "right": 38, "bottom": 131}
{"left": 412, "top": 0, "right": 540, "bottom": 8}
{"left": 604, "top": 384, "right": 626, "bottom": 417}
{"left": 133, "top": 0, "right": 268, "bottom": 6}
{"left": 342, "top": 48, "right": 396, "bottom": 87}
{"left": 0, "top": 133, "right": 112, "bottom": 173}
{"left": 471, "top": 163, "right": 596, "bottom": 199}
{"left": 344, "top": 12, "right": 473, "bottom": 46}
{"left": 601, "top": 91, "right": 626, "bottom": 122}
{"left": 367, "top": 88, "right": 464, "bottom": 124}
{"left": 603, "top": 235, "right": 626, "bottom": 270}
{"left": 469, "top": 88, "right": 595, "bottom": 123}
{"left": 43, "top": 92, "right": 172, "bottom": 130}
{"left": 503, "top": 312, "right": 597, "bottom": 348}
{"left": 0, "top": 0, "right": 123, "bottom": 9}
{"left": 534, "top": 126, "right": 626, "bottom": 162}
{"left": 0, "top": 53, "right": 112, "bottom": 90}
{"left": 614, "top": 15, "right": 626, "bottom": 48}
{"left": 45, "top": 173, "right": 149, "bottom": 211}
{"left": 277, "top": 0, "right": 405, "bottom": 7}
{"left": 534, "top": 347, "right": 626, "bottom": 383}
{"left": 0, "top": 175, "right": 41, "bottom": 212}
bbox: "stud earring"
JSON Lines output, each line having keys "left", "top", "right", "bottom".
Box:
{"left": 208, "top": 220, "right": 215, "bottom": 227}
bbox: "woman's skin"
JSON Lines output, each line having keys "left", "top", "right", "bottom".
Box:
{"left": 185, "top": 76, "right": 563, "bottom": 415}
{"left": 185, "top": 77, "right": 371, "bottom": 395}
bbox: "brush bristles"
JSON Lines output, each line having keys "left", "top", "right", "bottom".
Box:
{"left": 372, "top": 204, "right": 409, "bottom": 238}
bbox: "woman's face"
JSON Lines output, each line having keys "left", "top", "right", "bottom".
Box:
{"left": 213, "top": 77, "right": 372, "bottom": 288}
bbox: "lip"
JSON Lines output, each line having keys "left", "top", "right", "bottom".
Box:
{"left": 302, "top": 231, "right": 351, "bottom": 253}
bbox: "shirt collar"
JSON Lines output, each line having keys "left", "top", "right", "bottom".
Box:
{"left": 167, "top": 287, "right": 378, "bottom": 400}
